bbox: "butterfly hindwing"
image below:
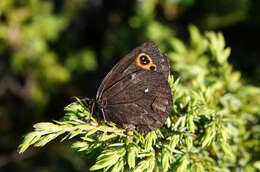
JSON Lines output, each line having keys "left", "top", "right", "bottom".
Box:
{"left": 103, "top": 70, "right": 172, "bottom": 131}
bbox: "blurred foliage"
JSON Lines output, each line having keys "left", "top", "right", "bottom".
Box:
{"left": 1, "top": 0, "right": 260, "bottom": 171}
{"left": 0, "top": 0, "right": 97, "bottom": 107}
{"left": 19, "top": 26, "right": 260, "bottom": 171}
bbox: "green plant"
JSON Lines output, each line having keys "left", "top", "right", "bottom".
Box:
{"left": 18, "top": 26, "right": 260, "bottom": 171}
{"left": 0, "top": 0, "right": 97, "bottom": 107}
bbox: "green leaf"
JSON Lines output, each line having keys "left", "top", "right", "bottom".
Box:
{"left": 91, "top": 147, "right": 126, "bottom": 171}
{"left": 71, "top": 141, "right": 89, "bottom": 151}
{"left": 144, "top": 131, "right": 157, "bottom": 151}
{"left": 220, "top": 142, "right": 235, "bottom": 163}
{"left": 90, "top": 155, "right": 120, "bottom": 171}
{"left": 170, "top": 37, "right": 187, "bottom": 54}
{"left": 176, "top": 155, "right": 188, "bottom": 172}
{"left": 128, "top": 144, "right": 138, "bottom": 169}
{"left": 201, "top": 123, "right": 216, "bottom": 148}
{"left": 134, "top": 159, "right": 150, "bottom": 172}
{"left": 18, "top": 132, "right": 41, "bottom": 153}
{"left": 162, "top": 148, "right": 172, "bottom": 172}
{"left": 169, "top": 134, "right": 180, "bottom": 149}
{"left": 35, "top": 131, "right": 65, "bottom": 147}
{"left": 111, "top": 158, "right": 125, "bottom": 172}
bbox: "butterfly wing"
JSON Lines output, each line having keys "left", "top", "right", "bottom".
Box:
{"left": 96, "top": 41, "right": 173, "bottom": 132}
{"left": 102, "top": 70, "right": 173, "bottom": 131}
{"left": 96, "top": 41, "right": 170, "bottom": 101}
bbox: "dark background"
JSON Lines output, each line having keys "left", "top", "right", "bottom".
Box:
{"left": 0, "top": 0, "right": 259, "bottom": 171}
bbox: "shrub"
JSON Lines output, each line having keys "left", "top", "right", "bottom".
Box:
{"left": 19, "top": 26, "right": 260, "bottom": 171}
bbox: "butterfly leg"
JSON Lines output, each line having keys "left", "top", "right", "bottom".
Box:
{"left": 81, "top": 98, "right": 95, "bottom": 111}
{"left": 101, "top": 108, "right": 107, "bottom": 121}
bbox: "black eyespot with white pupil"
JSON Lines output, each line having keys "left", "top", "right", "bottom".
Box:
{"left": 140, "top": 55, "right": 150, "bottom": 65}
{"left": 150, "top": 66, "right": 155, "bottom": 71}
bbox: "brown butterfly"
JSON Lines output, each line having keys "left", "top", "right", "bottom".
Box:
{"left": 84, "top": 41, "right": 173, "bottom": 132}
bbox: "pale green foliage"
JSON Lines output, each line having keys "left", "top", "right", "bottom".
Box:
{"left": 18, "top": 27, "right": 260, "bottom": 171}
{"left": 0, "top": 0, "right": 69, "bottom": 105}
{"left": 65, "top": 49, "right": 97, "bottom": 72}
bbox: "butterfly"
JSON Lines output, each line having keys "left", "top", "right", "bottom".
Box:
{"left": 83, "top": 41, "right": 173, "bottom": 132}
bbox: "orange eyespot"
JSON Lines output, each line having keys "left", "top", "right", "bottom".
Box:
{"left": 136, "top": 53, "right": 157, "bottom": 71}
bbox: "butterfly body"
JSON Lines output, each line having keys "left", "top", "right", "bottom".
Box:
{"left": 85, "top": 41, "right": 173, "bottom": 132}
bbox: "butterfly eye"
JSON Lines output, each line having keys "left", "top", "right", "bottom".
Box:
{"left": 139, "top": 55, "right": 150, "bottom": 65}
